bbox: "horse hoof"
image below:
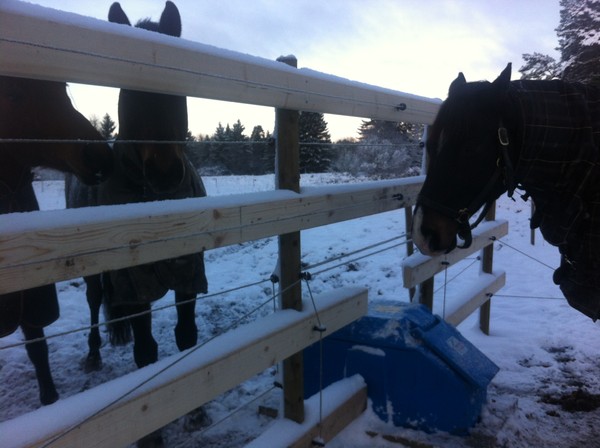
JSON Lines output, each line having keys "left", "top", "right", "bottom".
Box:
{"left": 183, "top": 406, "right": 213, "bottom": 431}
{"left": 136, "top": 430, "right": 164, "bottom": 448}
{"left": 109, "top": 321, "right": 133, "bottom": 346}
{"left": 84, "top": 354, "right": 103, "bottom": 373}
{"left": 174, "top": 323, "right": 198, "bottom": 351}
{"left": 41, "top": 390, "right": 59, "bottom": 406}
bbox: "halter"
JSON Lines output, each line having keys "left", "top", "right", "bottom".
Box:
{"left": 418, "top": 122, "right": 517, "bottom": 249}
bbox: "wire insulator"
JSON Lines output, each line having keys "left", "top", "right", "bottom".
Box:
{"left": 300, "top": 271, "right": 312, "bottom": 281}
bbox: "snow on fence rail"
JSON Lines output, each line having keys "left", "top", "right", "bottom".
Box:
{"left": 0, "top": 0, "right": 440, "bottom": 124}
{"left": 0, "top": 1, "right": 503, "bottom": 446}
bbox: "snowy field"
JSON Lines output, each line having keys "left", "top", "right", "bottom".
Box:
{"left": 2, "top": 173, "right": 600, "bottom": 447}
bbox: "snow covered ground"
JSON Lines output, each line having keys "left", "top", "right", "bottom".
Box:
{"left": 2, "top": 173, "right": 600, "bottom": 447}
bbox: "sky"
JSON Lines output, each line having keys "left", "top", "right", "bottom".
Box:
{"left": 25, "top": 0, "right": 561, "bottom": 140}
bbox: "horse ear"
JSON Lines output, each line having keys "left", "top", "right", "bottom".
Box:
{"left": 108, "top": 2, "right": 131, "bottom": 26}
{"left": 492, "top": 63, "right": 512, "bottom": 91}
{"left": 159, "top": 1, "right": 182, "bottom": 37}
{"left": 448, "top": 72, "right": 467, "bottom": 97}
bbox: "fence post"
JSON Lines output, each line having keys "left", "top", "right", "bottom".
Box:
{"left": 479, "top": 202, "right": 495, "bottom": 335}
{"left": 274, "top": 54, "right": 304, "bottom": 423}
{"left": 416, "top": 127, "right": 434, "bottom": 310}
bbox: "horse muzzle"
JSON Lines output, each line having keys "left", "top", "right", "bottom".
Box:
{"left": 412, "top": 204, "right": 459, "bottom": 256}
{"left": 143, "top": 156, "right": 186, "bottom": 194}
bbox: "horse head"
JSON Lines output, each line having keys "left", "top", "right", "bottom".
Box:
{"left": 109, "top": 2, "right": 188, "bottom": 194}
{"left": 412, "top": 63, "right": 517, "bottom": 256}
{"left": 0, "top": 76, "right": 113, "bottom": 186}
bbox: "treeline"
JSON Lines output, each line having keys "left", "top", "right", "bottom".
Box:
{"left": 184, "top": 112, "right": 424, "bottom": 178}
{"left": 91, "top": 110, "right": 424, "bottom": 178}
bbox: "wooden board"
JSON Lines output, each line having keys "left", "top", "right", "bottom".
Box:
{"left": 245, "top": 376, "right": 367, "bottom": 448}
{"left": 288, "top": 386, "right": 367, "bottom": 448}
{"left": 402, "top": 219, "right": 508, "bottom": 289}
{"left": 0, "top": 3, "right": 440, "bottom": 124}
{"left": 445, "top": 272, "right": 505, "bottom": 326}
{"left": 2, "top": 288, "right": 368, "bottom": 448}
{"left": 0, "top": 179, "right": 421, "bottom": 295}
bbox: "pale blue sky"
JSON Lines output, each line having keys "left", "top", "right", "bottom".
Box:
{"left": 26, "top": 0, "right": 561, "bottom": 139}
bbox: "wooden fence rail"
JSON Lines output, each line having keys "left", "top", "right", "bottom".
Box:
{"left": 0, "top": 178, "right": 422, "bottom": 295}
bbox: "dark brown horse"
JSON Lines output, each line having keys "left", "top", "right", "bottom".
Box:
{"left": 65, "top": 1, "right": 207, "bottom": 377}
{"left": 412, "top": 63, "right": 600, "bottom": 320}
{"left": 0, "top": 75, "right": 113, "bottom": 405}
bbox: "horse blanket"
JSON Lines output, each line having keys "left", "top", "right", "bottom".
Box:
{"left": 103, "top": 144, "right": 207, "bottom": 305}
{"left": 0, "top": 170, "right": 59, "bottom": 336}
{"left": 66, "top": 144, "right": 208, "bottom": 305}
{"left": 510, "top": 80, "right": 600, "bottom": 319}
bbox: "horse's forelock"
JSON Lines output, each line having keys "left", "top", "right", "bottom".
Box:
{"left": 135, "top": 18, "right": 159, "bottom": 32}
{"left": 134, "top": 1, "right": 182, "bottom": 37}
{"left": 114, "top": 2, "right": 181, "bottom": 37}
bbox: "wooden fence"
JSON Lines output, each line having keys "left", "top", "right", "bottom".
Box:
{"left": 0, "top": 1, "right": 506, "bottom": 446}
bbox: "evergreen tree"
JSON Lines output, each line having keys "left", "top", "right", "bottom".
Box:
{"left": 298, "top": 111, "right": 331, "bottom": 173}
{"left": 214, "top": 122, "right": 227, "bottom": 141}
{"left": 519, "top": 52, "right": 561, "bottom": 80}
{"left": 250, "top": 125, "right": 266, "bottom": 141}
{"left": 358, "top": 120, "right": 422, "bottom": 144}
{"left": 228, "top": 119, "right": 254, "bottom": 174}
{"left": 205, "top": 122, "right": 229, "bottom": 173}
{"left": 523, "top": 0, "right": 600, "bottom": 83}
{"left": 251, "top": 125, "right": 274, "bottom": 173}
{"left": 99, "top": 113, "right": 116, "bottom": 140}
{"left": 557, "top": 0, "right": 600, "bottom": 84}
{"left": 331, "top": 120, "right": 423, "bottom": 178}
{"left": 230, "top": 119, "right": 247, "bottom": 142}
{"left": 89, "top": 114, "right": 101, "bottom": 133}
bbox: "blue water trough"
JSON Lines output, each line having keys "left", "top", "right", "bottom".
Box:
{"left": 304, "top": 300, "right": 499, "bottom": 434}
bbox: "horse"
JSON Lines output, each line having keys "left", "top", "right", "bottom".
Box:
{"left": 0, "top": 75, "right": 113, "bottom": 405}
{"left": 412, "top": 63, "right": 600, "bottom": 320}
{"left": 65, "top": 1, "right": 208, "bottom": 379}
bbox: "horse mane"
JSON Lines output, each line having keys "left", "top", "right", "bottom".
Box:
{"left": 135, "top": 18, "right": 159, "bottom": 32}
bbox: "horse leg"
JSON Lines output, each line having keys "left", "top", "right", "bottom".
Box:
{"left": 173, "top": 292, "right": 212, "bottom": 429}
{"left": 174, "top": 292, "right": 197, "bottom": 351}
{"left": 126, "top": 303, "right": 162, "bottom": 447}
{"left": 84, "top": 274, "right": 103, "bottom": 372}
{"left": 128, "top": 304, "right": 158, "bottom": 368}
{"left": 21, "top": 324, "right": 59, "bottom": 405}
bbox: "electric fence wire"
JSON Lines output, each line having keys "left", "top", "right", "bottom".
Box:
{"left": 1, "top": 234, "right": 408, "bottom": 352}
